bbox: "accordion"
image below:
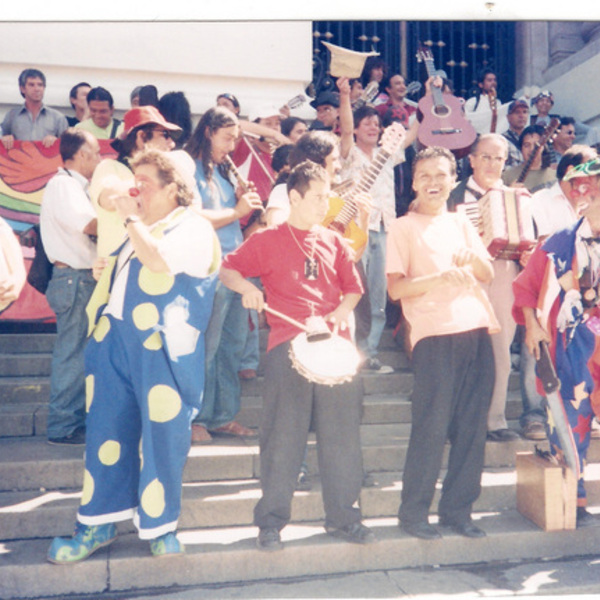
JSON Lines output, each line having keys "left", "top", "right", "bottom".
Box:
{"left": 457, "top": 189, "right": 536, "bottom": 260}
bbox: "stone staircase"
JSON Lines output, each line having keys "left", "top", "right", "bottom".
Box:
{"left": 0, "top": 329, "right": 599, "bottom": 600}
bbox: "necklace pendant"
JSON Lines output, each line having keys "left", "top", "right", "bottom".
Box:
{"left": 304, "top": 257, "right": 319, "bottom": 280}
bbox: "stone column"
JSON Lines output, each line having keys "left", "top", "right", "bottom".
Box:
{"left": 549, "top": 22, "right": 584, "bottom": 66}
{"left": 515, "top": 22, "right": 550, "bottom": 88}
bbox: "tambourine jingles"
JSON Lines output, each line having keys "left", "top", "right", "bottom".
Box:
{"left": 263, "top": 304, "right": 361, "bottom": 386}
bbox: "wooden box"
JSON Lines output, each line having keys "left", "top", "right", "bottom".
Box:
{"left": 516, "top": 451, "right": 577, "bottom": 531}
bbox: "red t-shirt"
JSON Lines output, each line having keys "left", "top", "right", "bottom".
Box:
{"left": 375, "top": 100, "right": 416, "bottom": 128}
{"left": 222, "top": 223, "right": 363, "bottom": 351}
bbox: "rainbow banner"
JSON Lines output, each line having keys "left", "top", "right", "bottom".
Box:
{"left": 0, "top": 140, "right": 117, "bottom": 322}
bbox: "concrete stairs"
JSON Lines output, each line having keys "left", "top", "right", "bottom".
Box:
{"left": 0, "top": 329, "right": 598, "bottom": 599}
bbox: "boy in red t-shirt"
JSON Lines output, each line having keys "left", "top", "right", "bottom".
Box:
{"left": 220, "top": 161, "right": 375, "bottom": 551}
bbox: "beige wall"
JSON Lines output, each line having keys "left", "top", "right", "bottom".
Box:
{"left": 0, "top": 21, "right": 315, "bottom": 120}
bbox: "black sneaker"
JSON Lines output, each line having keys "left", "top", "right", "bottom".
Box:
{"left": 48, "top": 427, "right": 86, "bottom": 446}
{"left": 325, "top": 521, "right": 376, "bottom": 544}
{"left": 486, "top": 428, "right": 520, "bottom": 442}
{"left": 362, "top": 471, "right": 378, "bottom": 488}
{"left": 361, "top": 358, "right": 393, "bottom": 375}
{"left": 256, "top": 528, "right": 283, "bottom": 551}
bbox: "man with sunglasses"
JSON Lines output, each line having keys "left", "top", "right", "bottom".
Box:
{"left": 88, "top": 106, "right": 182, "bottom": 261}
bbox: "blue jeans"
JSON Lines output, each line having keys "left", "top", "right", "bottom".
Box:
{"left": 45, "top": 267, "right": 96, "bottom": 439}
{"left": 195, "top": 282, "right": 247, "bottom": 429}
{"left": 360, "top": 227, "right": 387, "bottom": 358}
{"left": 239, "top": 277, "right": 261, "bottom": 371}
{"left": 519, "top": 327, "right": 546, "bottom": 427}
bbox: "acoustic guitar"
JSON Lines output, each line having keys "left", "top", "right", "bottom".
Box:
{"left": 351, "top": 81, "right": 380, "bottom": 110}
{"left": 322, "top": 122, "right": 405, "bottom": 253}
{"left": 286, "top": 94, "right": 306, "bottom": 111}
{"left": 416, "top": 46, "right": 476, "bottom": 158}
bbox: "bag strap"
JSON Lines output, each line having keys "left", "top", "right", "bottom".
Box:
{"left": 109, "top": 119, "right": 121, "bottom": 139}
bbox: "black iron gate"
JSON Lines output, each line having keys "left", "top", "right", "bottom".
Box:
{"left": 312, "top": 21, "right": 516, "bottom": 103}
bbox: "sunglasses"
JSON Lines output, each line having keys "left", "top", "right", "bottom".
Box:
{"left": 153, "top": 129, "right": 171, "bottom": 140}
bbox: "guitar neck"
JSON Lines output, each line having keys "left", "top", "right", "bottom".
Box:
{"left": 516, "top": 144, "right": 540, "bottom": 184}
{"left": 421, "top": 54, "right": 445, "bottom": 107}
{"left": 515, "top": 118, "right": 560, "bottom": 184}
{"left": 333, "top": 147, "right": 393, "bottom": 228}
{"left": 488, "top": 91, "right": 498, "bottom": 133}
{"left": 422, "top": 56, "right": 437, "bottom": 79}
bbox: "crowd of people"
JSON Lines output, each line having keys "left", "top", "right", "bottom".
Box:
{"left": 0, "top": 58, "right": 599, "bottom": 563}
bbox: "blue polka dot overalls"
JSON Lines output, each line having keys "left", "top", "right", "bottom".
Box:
{"left": 78, "top": 209, "right": 219, "bottom": 539}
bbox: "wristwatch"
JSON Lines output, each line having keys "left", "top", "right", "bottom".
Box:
{"left": 123, "top": 215, "right": 140, "bottom": 227}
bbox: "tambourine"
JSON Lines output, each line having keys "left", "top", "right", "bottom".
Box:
{"left": 263, "top": 304, "right": 360, "bottom": 386}
{"left": 289, "top": 332, "right": 361, "bottom": 386}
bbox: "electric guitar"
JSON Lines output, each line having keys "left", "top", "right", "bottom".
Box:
{"left": 416, "top": 46, "right": 477, "bottom": 158}
{"left": 322, "top": 122, "right": 405, "bottom": 254}
{"left": 515, "top": 117, "right": 560, "bottom": 184}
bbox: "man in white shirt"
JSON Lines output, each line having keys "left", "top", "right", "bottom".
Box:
{"left": 40, "top": 128, "right": 101, "bottom": 445}
{"left": 448, "top": 134, "right": 530, "bottom": 442}
{"left": 531, "top": 145, "right": 598, "bottom": 237}
{"left": 338, "top": 78, "right": 406, "bottom": 373}
{"left": 463, "top": 69, "right": 509, "bottom": 135}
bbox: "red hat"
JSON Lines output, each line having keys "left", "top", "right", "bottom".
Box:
{"left": 120, "top": 106, "right": 182, "bottom": 140}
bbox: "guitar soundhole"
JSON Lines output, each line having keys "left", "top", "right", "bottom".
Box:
{"left": 433, "top": 105, "right": 450, "bottom": 118}
{"left": 329, "top": 221, "right": 346, "bottom": 235}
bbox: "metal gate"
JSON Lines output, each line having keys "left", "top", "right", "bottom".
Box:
{"left": 312, "top": 21, "right": 516, "bottom": 103}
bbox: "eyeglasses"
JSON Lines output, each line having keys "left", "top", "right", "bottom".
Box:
{"left": 153, "top": 129, "right": 171, "bottom": 140}
{"left": 475, "top": 154, "right": 505, "bottom": 164}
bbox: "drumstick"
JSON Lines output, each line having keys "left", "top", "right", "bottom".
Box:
{"left": 263, "top": 304, "right": 332, "bottom": 341}
{"left": 263, "top": 303, "right": 309, "bottom": 332}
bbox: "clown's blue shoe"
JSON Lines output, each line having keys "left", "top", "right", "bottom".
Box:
{"left": 47, "top": 522, "right": 117, "bottom": 565}
{"left": 149, "top": 531, "right": 184, "bottom": 557}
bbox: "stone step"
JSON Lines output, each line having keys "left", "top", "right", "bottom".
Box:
{"left": 0, "top": 348, "right": 410, "bottom": 378}
{"left": 0, "top": 332, "right": 56, "bottom": 354}
{"left": 2, "top": 429, "right": 599, "bottom": 493}
{"left": 0, "top": 328, "right": 402, "bottom": 358}
{"left": 0, "top": 389, "right": 528, "bottom": 440}
{"left": 0, "top": 366, "right": 422, "bottom": 407}
{"left": 2, "top": 464, "right": 599, "bottom": 542}
{"left": 0, "top": 352, "right": 53, "bottom": 377}
{"left": 1, "top": 510, "right": 599, "bottom": 600}
{"left": 0, "top": 376, "right": 50, "bottom": 405}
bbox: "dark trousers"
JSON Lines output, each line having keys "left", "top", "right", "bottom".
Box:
{"left": 254, "top": 341, "right": 363, "bottom": 531}
{"left": 399, "top": 328, "right": 494, "bottom": 525}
